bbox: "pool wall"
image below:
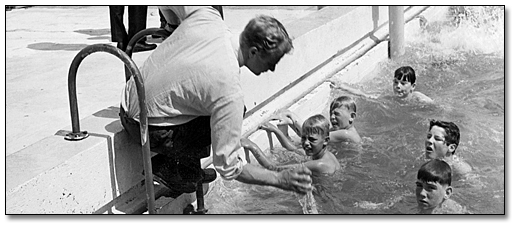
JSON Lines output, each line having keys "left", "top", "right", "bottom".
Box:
{"left": 5, "top": 6, "right": 449, "bottom": 214}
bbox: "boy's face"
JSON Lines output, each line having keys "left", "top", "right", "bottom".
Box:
{"left": 393, "top": 78, "right": 416, "bottom": 98}
{"left": 301, "top": 131, "right": 329, "bottom": 157}
{"left": 425, "top": 126, "right": 456, "bottom": 159}
{"left": 330, "top": 106, "right": 355, "bottom": 130}
{"left": 415, "top": 179, "right": 452, "bottom": 210}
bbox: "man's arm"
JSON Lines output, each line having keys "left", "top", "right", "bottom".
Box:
{"left": 210, "top": 94, "right": 312, "bottom": 194}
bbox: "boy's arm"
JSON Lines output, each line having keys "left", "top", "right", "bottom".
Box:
{"left": 271, "top": 111, "right": 303, "bottom": 137}
{"left": 259, "top": 122, "right": 299, "bottom": 151}
{"left": 240, "top": 138, "right": 283, "bottom": 171}
{"left": 330, "top": 81, "right": 378, "bottom": 99}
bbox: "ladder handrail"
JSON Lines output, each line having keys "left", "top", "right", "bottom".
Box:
{"left": 66, "top": 44, "right": 156, "bottom": 214}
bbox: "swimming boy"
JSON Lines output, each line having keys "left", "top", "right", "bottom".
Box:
{"left": 264, "top": 96, "right": 362, "bottom": 150}
{"left": 425, "top": 119, "right": 472, "bottom": 177}
{"left": 241, "top": 114, "right": 340, "bottom": 175}
{"left": 416, "top": 159, "right": 470, "bottom": 214}
{"left": 331, "top": 66, "right": 434, "bottom": 104}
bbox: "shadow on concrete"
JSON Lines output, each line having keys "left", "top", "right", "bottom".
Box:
{"left": 74, "top": 28, "right": 110, "bottom": 36}
{"left": 28, "top": 42, "right": 96, "bottom": 51}
{"left": 93, "top": 106, "right": 120, "bottom": 120}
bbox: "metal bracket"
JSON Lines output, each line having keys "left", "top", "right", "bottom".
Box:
{"left": 64, "top": 131, "right": 89, "bottom": 141}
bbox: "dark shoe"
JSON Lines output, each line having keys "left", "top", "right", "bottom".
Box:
{"left": 150, "top": 155, "right": 197, "bottom": 194}
{"left": 133, "top": 42, "right": 157, "bottom": 53}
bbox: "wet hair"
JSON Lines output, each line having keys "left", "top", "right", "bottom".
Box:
{"left": 301, "top": 114, "right": 330, "bottom": 137}
{"left": 394, "top": 66, "right": 416, "bottom": 84}
{"left": 429, "top": 119, "right": 460, "bottom": 155}
{"left": 240, "top": 15, "right": 293, "bottom": 59}
{"left": 417, "top": 159, "right": 452, "bottom": 186}
{"left": 330, "top": 96, "right": 357, "bottom": 113}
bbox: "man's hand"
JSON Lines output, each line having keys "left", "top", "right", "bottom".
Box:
{"left": 277, "top": 165, "right": 312, "bottom": 194}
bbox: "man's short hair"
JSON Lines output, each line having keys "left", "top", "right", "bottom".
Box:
{"left": 240, "top": 15, "right": 293, "bottom": 59}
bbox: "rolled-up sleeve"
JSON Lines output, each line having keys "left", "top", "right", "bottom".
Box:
{"left": 209, "top": 91, "right": 245, "bottom": 180}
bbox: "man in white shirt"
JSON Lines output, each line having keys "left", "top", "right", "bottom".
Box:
{"left": 120, "top": 6, "right": 312, "bottom": 195}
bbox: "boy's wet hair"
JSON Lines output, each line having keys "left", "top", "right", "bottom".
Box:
{"left": 394, "top": 66, "right": 416, "bottom": 84}
{"left": 240, "top": 15, "right": 293, "bottom": 59}
{"left": 429, "top": 119, "right": 460, "bottom": 155}
{"left": 417, "top": 159, "right": 452, "bottom": 186}
{"left": 330, "top": 96, "right": 357, "bottom": 113}
{"left": 301, "top": 114, "right": 330, "bottom": 137}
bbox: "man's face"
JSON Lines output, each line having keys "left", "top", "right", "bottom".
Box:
{"left": 415, "top": 179, "right": 451, "bottom": 210}
{"left": 393, "top": 78, "right": 415, "bottom": 98}
{"left": 246, "top": 50, "right": 283, "bottom": 75}
{"left": 425, "top": 126, "right": 451, "bottom": 159}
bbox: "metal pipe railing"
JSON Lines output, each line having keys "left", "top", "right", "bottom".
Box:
{"left": 389, "top": 6, "right": 405, "bottom": 58}
{"left": 124, "top": 28, "right": 171, "bottom": 81}
{"left": 65, "top": 44, "right": 156, "bottom": 214}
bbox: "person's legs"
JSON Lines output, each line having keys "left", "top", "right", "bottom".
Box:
{"left": 120, "top": 106, "right": 211, "bottom": 188}
{"left": 127, "top": 6, "right": 156, "bottom": 52}
{"left": 109, "top": 6, "right": 127, "bottom": 50}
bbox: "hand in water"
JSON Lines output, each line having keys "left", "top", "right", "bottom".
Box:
{"left": 279, "top": 165, "right": 312, "bottom": 194}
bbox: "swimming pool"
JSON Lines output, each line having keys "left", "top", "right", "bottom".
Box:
{"left": 203, "top": 6, "right": 504, "bottom": 214}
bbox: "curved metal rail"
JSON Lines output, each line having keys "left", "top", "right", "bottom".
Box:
{"left": 124, "top": 28, "right": 171, "bottom": 81}
{"left": 66, "top": 44, "right": 156, "bottom": 214}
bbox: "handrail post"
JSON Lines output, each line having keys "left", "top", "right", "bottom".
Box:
{"left": 66, "top": 44, "right": 156, "bottom": 214}
{"left": 389, "top": 6, "right": 405, "bottom": 58}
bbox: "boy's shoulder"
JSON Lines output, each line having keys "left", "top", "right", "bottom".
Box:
{"left": 446, "top": 156, "right": 472, "bottom": 176}
{"left": 411, "top": 91, "right": 434, "bottom": 103}
{"left": 332, "top": 126, "right": 361, "bottom": 143}
{"left": 433, "top": 199, "right": 472, "bottom": 214}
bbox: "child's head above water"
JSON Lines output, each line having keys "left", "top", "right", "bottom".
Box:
{"left": 329, "top": 96, "right": 357, "bottom": 130}
{"left": 416, "top": 159, "right": 453, "bottom": 211}
{"left": 301, "top": 114, "right": 330, "bottom": 157}
{"left": 425, "top": 119, "right": 460, "bottom": 160}
{"left": 393, "top": 66, "right": 417, "bottom": 99}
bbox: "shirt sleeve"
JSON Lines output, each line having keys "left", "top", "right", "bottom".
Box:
{"left": 209, "top": 91, "right": 245, "bottom": 180}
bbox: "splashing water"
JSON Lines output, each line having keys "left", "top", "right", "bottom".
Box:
{"left": 297, "top": 188, "right": 319, "bottom": 214}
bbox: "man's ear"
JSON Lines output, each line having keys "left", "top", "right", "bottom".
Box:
{"left": 248, "top": 46, "right": 259, "bottom": 58}
{"left": 444, "top": 186, "right": 453, "bottom": 200}
{"left": 411, "top": 83, "right": 417, "bottom": 91}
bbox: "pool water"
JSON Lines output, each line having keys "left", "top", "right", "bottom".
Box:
{"left": 204, "top": 6, "right": 504, "bottom": 214}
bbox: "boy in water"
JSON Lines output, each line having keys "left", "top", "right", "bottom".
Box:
{"left": 416, "top": 159, "right": 469, "bottom": 214}
{"left": 425, "top": 119, "right": 472, "bottom": 177}
{"left": 241, "top": 114, "right": 340, "bottom": 175}
{"left": 331, "top": 66, "right": 434, "bottom": 104}
{"left": 264, "top": 96, "right": 362, "bottom": 150}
